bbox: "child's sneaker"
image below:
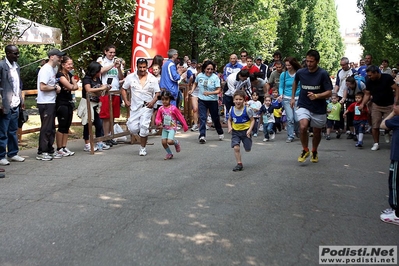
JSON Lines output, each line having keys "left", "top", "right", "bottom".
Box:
{"left": 218, "top": 134, "right": 224, "bottom": 141}
{"left": 380, "top": 210, "right": 399, "bottom": 226}
{"left": 174, "top": 140, "right": 181, "bottom": 152}
{"left": 326, "top": 135, "right": 331, "bottom": 140}
{"left": 253, "top": 133, "right": 258, "bottom": 137}
{"left": 355, "top": 141, "right": 363, "bottom": 147}
{"left": 336, "top": 131, "right": 341, "bottom": 139}
{"left": 298, "top": 150, "right": 310, "bottom": 163}
{"left": 232, "top": 164, "right": 243, "bottom": 171}
{"left": 263, "top": 138, "right": 269, "bottom": 142}
{"left": 199, "top": 136, "right": 206, "bottom": 144}
{"left": 270, "top": 133, "right": 275, "bottom": 140}
{"left": 164, "top": 153, "right": 173, "bottom": 160}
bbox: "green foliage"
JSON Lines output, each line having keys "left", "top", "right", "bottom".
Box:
{"left": 277, "top": 0, "right": 343, "bottom": 74}
{"left": 357, "top": 0, "right": 399, "bottom": 66}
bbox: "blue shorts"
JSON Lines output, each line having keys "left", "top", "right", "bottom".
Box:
{"left": 231, "top": 130, "right": 252, "bottom": 151}
{"left": 161, "top": 129, "right": 176, "bottom": 140}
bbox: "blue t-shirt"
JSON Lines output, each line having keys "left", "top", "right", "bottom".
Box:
{"left": 385, "top": 115, "right": 399, "bottom": 161}
{"left": 295, "top": 67, "right": 333, "bottom": 114}
{"left": 196, "top": 73, "right": 220, "bottom": 101}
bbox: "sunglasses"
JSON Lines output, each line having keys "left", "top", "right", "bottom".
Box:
{"left": 137, "top": 58, "right": 147, "bottom": 63}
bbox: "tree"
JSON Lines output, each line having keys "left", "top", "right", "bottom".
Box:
{"left": 357, "top": 0, "right": 399, "bottom": 66}
{"left": 277, "top": 0, "right": 343, "bottom": 74}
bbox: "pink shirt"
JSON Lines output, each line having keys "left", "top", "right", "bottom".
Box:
{"left": 155, "top": 105, "right": 189, "bottom": 131}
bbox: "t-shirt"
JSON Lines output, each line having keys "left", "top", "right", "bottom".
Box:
{"left": 295, "top": 67, "right": 333, "bottom": 114}
{"left": 37, "top": 63, "right": 57, "bottom": 104}
{"left": 196, "top": 73, "right": 220, "bottom": 101}
{"left": 346, "top": 102, "right": 368, "bottom": 121}
{"left": 97, "top": 56, "right": 120, "bottom": 91}
{"left": 56, "top": 72, "right": 73, "bottom": 105}
{"left": 82, "top": 75, "right": 102, "bottom": 100}
{"left": 327, "top": 102, "right": 341, "bottom": 121}
{"left": 365, "top": 73, "right": 395, "bottom": 106}
{"left": 385, "top": 115, "right": 399, "bottom": 161}
{"left": 268, "top": 70, "right": 282, "bottom": 91}
{"left": 247, "top": 100, "right": 262, "bottom": 118}
{"left": 335, "top": 68, "right": 356, "bottom": 97}
{"left": 253, "top": 78, "right": 267, "bottom": 97}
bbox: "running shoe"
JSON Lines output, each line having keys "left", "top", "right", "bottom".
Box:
{"left": 298, "top": 150, "right": 310, "bottom": 163}
{"left": 310, "top": 151, "right": 318, "bottom": 163}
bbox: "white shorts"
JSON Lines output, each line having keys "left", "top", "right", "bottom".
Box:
{"left": 296, "top": 107, "right": 326, "bottom": 128}
{"left": 127, "top": 107, "right": 153, "bottom": 137}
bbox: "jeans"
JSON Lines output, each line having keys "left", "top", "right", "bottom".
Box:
{"left": 83, "top": 105, "right": 104, "bottom": 140}
{"left": 0, "top": 107, "right": 19, "bottom": 159}
{"left": 252, "top": 118, "right": 259, "bottom": 134}
{"left": 198, "top": 99, "right": 223, "bottom": 138}
{"left": 263, "top": 122, "right": 274, "bottom": 139}
{"left": 282, "top": 98, "right": 298, "bottom": 139}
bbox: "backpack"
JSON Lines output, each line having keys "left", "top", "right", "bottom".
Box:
{"left": 354, "top": 75, "right": 365, "bottom": 90}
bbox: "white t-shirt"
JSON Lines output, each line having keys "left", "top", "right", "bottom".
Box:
{"left": 122, "top": 72, "right": 160, "bottom": 111}
{"left": 37, "top": 63, "right": 57, "bottom": 104}
{"left": 97, "top": 56, "right": 120, "bottom": 91}
{"left": 336, "top": 68, "right": 355, "bottom": 97}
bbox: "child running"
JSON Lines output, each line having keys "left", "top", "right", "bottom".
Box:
{"left": 155, "top": 91, "right": 188, "bottom": 160}
{"left": 343, "top": 91, "right": 369, "bottom": 147}
{"left": 246, "top": 91, "right": 262, "bottom": 137}
{"left": 325, "top": 93, "right": 342, "bottom": 140}
{"left": 228, "top": 90, "right": 255, "bottom": 171}
{"left": 258, "top": 95, "right": 281, "bottom": 141}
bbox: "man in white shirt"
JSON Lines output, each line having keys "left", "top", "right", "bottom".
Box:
{"left": 121, "top": 58, "right": 160, "bottom": 156}
{"left": 97, "top": 44, "right": 124, "bottom": 147}
{"left": 36, "top": 48, "right": 65, "bottom": 161}
{"left": 0, "top": 45, "right": 25, "bottom": 171}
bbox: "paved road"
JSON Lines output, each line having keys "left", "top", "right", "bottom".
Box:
{"left": 0, "top": 129, "right": 397, "bottom": 266}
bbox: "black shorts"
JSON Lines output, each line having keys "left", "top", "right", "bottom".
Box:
{"left": 231, "top": 129, "right": 252, "bottom": 151}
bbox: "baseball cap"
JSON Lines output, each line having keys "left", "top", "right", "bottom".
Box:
{"left": 256, "top": 56, "right": 262, "bottom": 60}
{"left": 47, "top": 49, "right": 66, "bottom": 57}
{"left": 191, "top": 59, "right": 197, "bottom": 64}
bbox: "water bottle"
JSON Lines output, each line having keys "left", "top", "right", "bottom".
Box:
{"left": 72, "top": 92, "right": 76, "bottom": 102}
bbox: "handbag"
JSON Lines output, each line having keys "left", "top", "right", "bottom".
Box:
{"left": 19, "top": 109, "right": 29, "bottom": 124}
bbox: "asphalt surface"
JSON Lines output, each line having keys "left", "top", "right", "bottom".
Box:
{"left": 0, "top": 128, "right": 398, "bottom": 266}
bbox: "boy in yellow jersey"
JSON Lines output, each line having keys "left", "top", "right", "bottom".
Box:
{"left": 228, "top": 90, "right": 255, "bottom": 171}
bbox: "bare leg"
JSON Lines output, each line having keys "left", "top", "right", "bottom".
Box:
{"left": 312, "top": 127, "right": 322, "bottom": 151}
{"left": 372, "top": 128, "right": 379, "bottom": 143}
{"left": 233, "top": 145, "right": 242, "bottom": 164}
{"left": 299, "top": 119, "right": 309, "bottom": 150}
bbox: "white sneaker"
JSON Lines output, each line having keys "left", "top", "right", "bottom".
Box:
{"left": 36, "top": 152, "right": 53, "bottom": 161}
{"left": 270, "top": 133, "right": 275, "bottom": 140}
{"left": 258, "top": 125, "right": 263, "bottom": 132}
{"left": 0, "top": 158, "right": 10, "bottom": 165}
{"left": 207, "top": 115, "right": 212, "bottom": 123}
{"left": 199, "top": 136, "right": 206, "bottom": 144}
{"left": 385, "top": 133, "right": 390, "bottom": 143}
{"left": 52, "top": 150, "right": 64, "bottom": 159}
{"left": 206, "top": 125, "right": 210, "bottom": 130}
{"left": 253, "top": 133, "right": 258, "bottom": 137}
{"left": 380, "top": 210, "right": 399, "bottom": 226}
{"left": 371, "top": 143, "right": 379, "bottom": 151}
{"left": 8, "top": 155, "right": 25, "bottom": 162}
{"left": 191, "top": 124, "right": 199, "bottom": 131}
{"left": 263, "top": 138, "right": 269, "bottom": 142}
{"left": 63, "top": 147, "right": 75, "bottom": 156}
{"left": 139, "top": 147, "right": 147, "bottom": 156}
{"left": 84, "top": 144, "right": 98, "bottom": 152}
{"left": 218, "top": 134, "right": 224, "bottom": 140}
{"left": 151, "top": 129, "right": 157, "bottom": 135}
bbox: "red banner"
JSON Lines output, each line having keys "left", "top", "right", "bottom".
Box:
{"left": 131, "top": 0, "right": 174, "bottom": 72}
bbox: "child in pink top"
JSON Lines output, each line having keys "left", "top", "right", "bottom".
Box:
{"left": 155, "top": 91, "right": 188, "bottom": 159}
